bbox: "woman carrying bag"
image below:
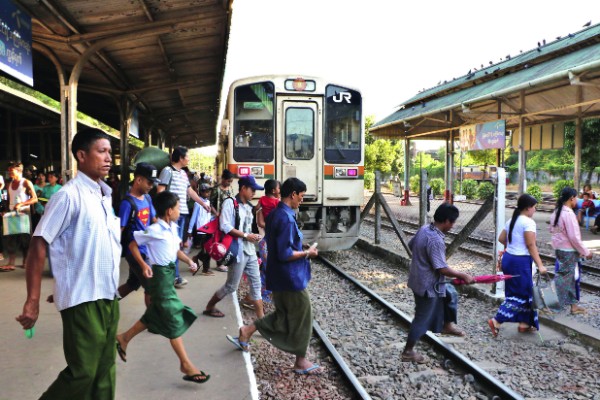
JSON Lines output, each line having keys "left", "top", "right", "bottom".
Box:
{"left": 488, "top": 194, "right": 547, "bottom": 337}
{"left": 549, "top": 187, "right": 591, "bottom": 315}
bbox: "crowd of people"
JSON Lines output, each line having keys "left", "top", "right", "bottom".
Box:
{"left": 3, "top": 128, "right": 596, "bottom": 397}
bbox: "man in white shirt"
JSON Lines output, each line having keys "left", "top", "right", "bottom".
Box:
{"left": 17, "top": 128, "right": 121, "bottom": 400}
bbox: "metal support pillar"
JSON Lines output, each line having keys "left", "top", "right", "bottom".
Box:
{"left": 374, "top": 170, "right": 382, "bottom": 244}
{"left": 419, "top": 168, "right": 428, "bottom": 226}
{"left": 445, "top": 133, "right": 453, "bottom": 202}
{"left": 517, "top": 91, "right": 526, "bottom": 195}
{"left": 574, "top": 86, "right": 583, "bottom": 191}
{"left": 402, "top": 139, "right": 411, "bottom": 205}
{"left": 119, "top": 97, "right": 132, "bottom": 198}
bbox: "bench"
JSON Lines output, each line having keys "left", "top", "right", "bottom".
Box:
{"left": 575, "top": 199, "right": 600, "bottom": 229}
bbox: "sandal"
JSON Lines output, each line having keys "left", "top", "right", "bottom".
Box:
{"left": 200, "top": 270, "right": 215, "bottom": 276}
{"left": 518, "top": 326, "right": 537, "bottom": 333}
{"left": 571, "top": 307, "right": 587, "bottom": 315}
{"left": 182, "top": 371, "right": 210, "bottom": 384}
{"left": 401, "top": 351, "right": 429, "bottom": 364}
{"left": 0, "top": 265, "right": 15, "bottom": 272}
{"left": 441, "top": 326, "right": 466, "bottom": 337}
{"left": 487, "top": 319, "right": 499, "bottom": 337}
{"left": 202, "top": 308, "right": 225, "bottom": 318}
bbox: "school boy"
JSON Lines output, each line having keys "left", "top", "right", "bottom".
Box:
{"left": 187, "top": 183, "right": 214, "bottom": 276}
{"left": 115, "top": 191, "right": 209, "bottom": 384}
{"left": 117, "top": 162, "right": 159, "bottom": 305}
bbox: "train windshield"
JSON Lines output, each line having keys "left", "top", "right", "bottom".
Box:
{"left": 324, "top": 85, "right": 362, "bottom": 164}
{"left": 233, "top": 81, "right": 275, "bottom": 162}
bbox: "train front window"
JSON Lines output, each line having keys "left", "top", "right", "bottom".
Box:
{"left": 233, "top": 82, "right": 275, "bottom": 162}
{"left": 285, "top": 107, "right": 314, "bottom": 160}
{"left": 324, "top": 85, "right": 362, "bottom": 164}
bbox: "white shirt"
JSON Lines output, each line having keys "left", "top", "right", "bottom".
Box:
{"left": 504, "top": 215, "right": 537, "bottom": 256}
{"left": 134, "top": 219, "right": 181, "bottom": 266}
{"left": 188, "top": 197, "right": 212, "bottom": 235}
{"left": 34, "top": 172, "right": 121, "bottom": 312}
{"left": 220, "top": 196, "right": 255, "bottom": 260}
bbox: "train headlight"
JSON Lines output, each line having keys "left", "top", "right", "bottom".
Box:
{"left": 237, "top": 166, "right": 264, "bottom": 178}
{"left": 334, "top": 167, "right": 359, "bottom": 179}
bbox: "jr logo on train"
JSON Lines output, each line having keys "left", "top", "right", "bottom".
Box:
{"left": 217, "top": 76, "right": 364, "bottom": 251}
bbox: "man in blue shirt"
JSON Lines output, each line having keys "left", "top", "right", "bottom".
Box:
{"left": 226, "top": 178, "right": 321, "bottom": 375}
{"left": 117, "top": 163, "right": 158, "bottom": 305}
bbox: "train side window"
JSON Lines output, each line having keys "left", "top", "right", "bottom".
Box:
{"left": 324, "top": 85, "right": 362, "bottom": 164}
{"left": 233, "top": 82, "right": 275, "bottom": 162}
{"left": 285, "top": 107, "right": 314, "bottom": 160}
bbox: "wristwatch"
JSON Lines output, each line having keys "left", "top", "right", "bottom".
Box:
{"left": 243, "top": 232, "right": 248, "bottom": 240}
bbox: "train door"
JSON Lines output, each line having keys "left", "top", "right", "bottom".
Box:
{"left": 278, "top": 98, "right": 322, "bottom": 202}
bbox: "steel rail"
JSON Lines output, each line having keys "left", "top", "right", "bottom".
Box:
{"left": 312, "top": 321, "right": 372, "bottom": 400}
{"left": 318, "top": 255, "right": 524, "bottom": 400}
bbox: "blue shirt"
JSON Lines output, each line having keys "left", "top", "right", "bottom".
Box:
{"left": 407, "top": 223, "right": 448, "bottom": 297}
{"left": 118, "top": 194, "right": 156, "bottom": 255}
{"left": 265, "top": 202, "right": 311, "bottom": 292}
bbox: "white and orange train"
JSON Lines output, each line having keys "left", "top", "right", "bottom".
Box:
{"left": 216, "top": 75, "right": 364, "bottom": 251}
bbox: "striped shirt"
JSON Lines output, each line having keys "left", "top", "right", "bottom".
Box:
{"left": 407, "top": 223, "right": 449, "bottom": 297}
{"left": 34, "top": 172, "right": 120, "bottom": 312}
{"left": 158, "top": 165, "right": 190, "bottom": 214}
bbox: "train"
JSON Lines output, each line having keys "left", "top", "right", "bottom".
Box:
{"left": 455, "top": 165, "right": 499, "bottom": 182}
{"left": 216, "top": 75, "right": 364, "bottom": 251}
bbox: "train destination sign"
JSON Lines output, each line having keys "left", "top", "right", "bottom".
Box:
{"left": 459, "top": 120, "right": 506, "bottom": 151}
{"left": 0, "top": 0, "right": 33, "bottom": 86}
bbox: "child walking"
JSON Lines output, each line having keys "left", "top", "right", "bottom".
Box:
{"left": 188, "top": 183, "right": 215, "bottom": 276}
{"left": 115, "top": 191, "right": 209, "bottom": 384}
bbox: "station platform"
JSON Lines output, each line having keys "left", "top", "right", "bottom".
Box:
{"left": 0, "top": 257, "right": 258, "bottom": 400}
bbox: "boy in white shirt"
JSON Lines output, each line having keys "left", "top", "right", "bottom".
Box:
{"left": 115, "top": 191, "right": 209, "bottom": 384}
{"left": 187, "top": 183, "right": 214, "bottom": 276}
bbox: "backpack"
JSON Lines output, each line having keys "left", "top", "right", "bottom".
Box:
{"left": 120, "top": 194, "right": 150, "bottom": 257}
{"left": 199, "top": 196, "right": 240, "bottom": 266}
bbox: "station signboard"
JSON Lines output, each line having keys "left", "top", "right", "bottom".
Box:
{"left": 459, "top": 120, "right": 506, "bottom": 151}
{"left": 0, "top": 0, "right": 33, "bottom": 86}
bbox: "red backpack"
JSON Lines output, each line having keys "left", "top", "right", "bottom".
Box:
{"left": 198, "top": 197, "right": 239, "bottom": 266}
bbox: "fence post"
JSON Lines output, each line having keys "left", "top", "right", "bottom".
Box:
{"left": 375, "top": 170, "right": 382, "bottom": 244}
{"left": 419, "top": 169, "right": 428, "bottom": 226}
{"left": 492, "top": 168, "right": 506, "bottom": 295}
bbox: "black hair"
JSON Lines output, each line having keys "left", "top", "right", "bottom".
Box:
{"left": 221, "top": 169, "right": 234, "bottom": 180}
{"left": 553, "top": 187, "right": 578, "bottom": 227}
{"left": 71, "top": 128, "right": 110, "bottom": 162}
{"left": 47, "top": 171, "right": 60, "bottom": 178}
{"left": 508, "top": 194, "right": 538, "bottom": 244}
{"left": 171, "top": 146, "right": 188, "bottom": 163}
{"left": 280, "top": 177, "right": 307, "bottom": 198}
{"left": 583, "top": 192, "right": 590, "bottom": 197}
{"left": 264, "top": 179, "right": 280, "bottom": 195}
{"left": 154, "top": 191, "right": 180, "bottom": 217}
{"left": 433, "top": 203, "right": 459, "bottom": 224}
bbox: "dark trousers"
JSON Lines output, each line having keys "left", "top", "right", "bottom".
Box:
{"left": 192, "top": 234, "right": 211, "bottom": 271}
{"left": 406, "top": 285, "right": 458, "bottom": 347}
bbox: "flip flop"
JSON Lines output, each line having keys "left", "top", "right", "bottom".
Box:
{"left": 182, "top": 371, "right": 210, "bottom": 384}
{"left": 293, "top": 364, "right": 323, "bottom": 375}
{"left": 441, "top": 327, "right": 466, "bottom": 337}
{"left": 571, "top": 307, "right": 587, "bottom": 315}
{"left": 116, "top": 341, "right": 127, "bottom": 362}
{"left": 488, "top": 319, "right": 499, "bottom": 338}
{"left": 202, "top": 308, "right": 225, "bottom": 318}
{"left": 401, "top": 352, "right": 429, "bottom": 364}
{"left": 518, "top": 326, "right": 537, "bottom": 333}
{"left": 0, "top": 266, "right": 15, "bottom": 272}
{"left": 226, "top": 335, "right": 249, "bottom": 352}
{"left": 200, "top": 271, "right": 215, "bottom": 276}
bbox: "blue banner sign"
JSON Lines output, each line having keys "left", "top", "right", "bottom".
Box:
{"left": 459, "top": 119, "right": 506, "bottom": 151}
{"left": 0, "top": 0, "right": 32, "bottom": 86}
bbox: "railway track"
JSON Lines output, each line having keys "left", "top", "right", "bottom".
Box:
{"left": 312, "top": 255, "right": 521, "bottom": 400}
{"left": 363, "top": 216, "right": 600, "bottom": 294}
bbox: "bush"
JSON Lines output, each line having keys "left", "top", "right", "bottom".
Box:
{"left": 553, "top": 179, "right": 574, "bottom": 200}
{"left": 429, "top": 178, "right": 445, "bottom": 197}
{"left": 477, "top": 181, "right": 495, "bottom": 200}
{"left": 364, "top": 171, "right": 375, "bottom": 190}
{"left": 526, "top": 183, "right": 543, "bottom": 203}
{"left": 409, "top": 175, "right": 420, "bottom": 193}
{"left": 461, "top": 179, "right": 478, "bottom": 199}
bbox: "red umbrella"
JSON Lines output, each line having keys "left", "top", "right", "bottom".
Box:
{"left": 452, "top": 274, "right": 519, "bottom": 285}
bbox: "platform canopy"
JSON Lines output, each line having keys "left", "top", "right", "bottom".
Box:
{"left": 371, "top": 23, "right": 600, "bottom": 141}
{"left": 11, "top": 0, "right": 233, "bottom": 148}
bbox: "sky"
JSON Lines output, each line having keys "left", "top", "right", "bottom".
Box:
{"left": 202, "top": 0, "right": 599, "bottom": 153}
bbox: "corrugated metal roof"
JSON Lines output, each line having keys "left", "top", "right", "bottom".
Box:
{"left": 373, "top": 23, "right": 600, "bottom": 133}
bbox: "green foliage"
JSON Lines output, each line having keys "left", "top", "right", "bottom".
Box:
{"left": 365, "top": 139, "right": 397, "bottom": 175}
{"left": 526, "top": 183, "right": 543, "bottom": 203}
{"left": 461, "top": 179, "right": 478, "bottom": 200}
{"left": 553, "top": 179, "right": 574, "bottom": 200}
{"left": 409, "top": 174, "right": 420, "bottom": 193}
{"left": 477, "top": 181, "right": 495, "bottom": 200}
{"left": 564, "top": 119, "right": 600, "bottom": 182}
{"left": 429, "top": 178, "right": 445, "bottom": 197}
{"left": 364, "top": 115, "right": 376, "bottom": 145}
{"left": 188, "top": 149, "right": 216, "bottom": 177}
{"left": 526, "top": 149, "right": 573, "bottom": 175}
{"left": 364, "top": 171, "right": 375, "bottom": 190}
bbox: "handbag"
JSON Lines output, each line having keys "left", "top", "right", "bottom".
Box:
{"left": 198, "top": 198, "right": 240, "bottom": 266}
{"left": 532, "top": 274, "right": 560, "bottom": 310}
{"left": 3, "top": 210, "right": 31, "bottom": 235}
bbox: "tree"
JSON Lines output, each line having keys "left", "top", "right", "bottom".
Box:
{"left": 564, "top": 119, "right": 600, "bottom": 184}
{"left": 364, "top": 115, "right": 376, "bottom": 145}
{"left": 365, "top": 139, "right": 396, "bottom": 174}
